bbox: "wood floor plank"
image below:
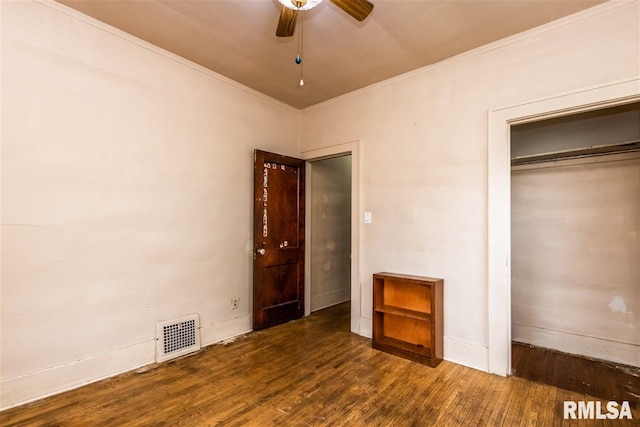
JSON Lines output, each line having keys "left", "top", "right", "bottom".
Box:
{"left": 1, "top": 303, "right": 638, "bottom": 426}
{"left": 512, "top": 341, "right": 640, "bottom": 411}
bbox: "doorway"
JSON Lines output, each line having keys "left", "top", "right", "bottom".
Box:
{"left": 308, "top": 155, "right": 352, "bottom": 313}
{"left": 300, "top": 140, "right": 361, "bottom": 334}
{"left": 508, "top": 103, "right": 640, "bottom": 404}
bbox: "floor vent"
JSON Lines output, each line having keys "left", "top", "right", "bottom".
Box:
{"left": 155, "top": 314, "right": 201, "bottom": 363}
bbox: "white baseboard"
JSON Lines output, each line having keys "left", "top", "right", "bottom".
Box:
{"left": 200, "top": 314, "right": 252, "bottom": 346}
{"left": 513, "top": 323, "right": 640, "bottom": 367}
{"left": 0, "top": 340, "right": 155, "bottom": 411}
{"left": 443, "top": 337, "right": 489, "bottom": 372}
{"left": 358, "top": 316, "right": 372, "bottom": 338}
{"left": 310, "top": 290, "right": 351, "bottom": 313}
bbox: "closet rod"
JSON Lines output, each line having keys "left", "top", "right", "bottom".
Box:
{"left": 511, "top": 140, "right": 640, "bottom": 166}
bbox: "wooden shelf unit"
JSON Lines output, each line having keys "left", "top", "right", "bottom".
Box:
{"left": 372, "top": 272, "right": 443, "bottom": 367}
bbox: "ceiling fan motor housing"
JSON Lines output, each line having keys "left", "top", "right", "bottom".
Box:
{"left": 279, "top": 0, "right": 323, "bottom": 11}
{"left": 276, "top": 0, "right": 374, "bottom": 38}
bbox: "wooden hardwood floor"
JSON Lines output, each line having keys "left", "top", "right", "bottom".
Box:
{"left": 2, "top": 302, "right": 638, "bottom": 426}
{"left": 512, "top": 342, "right": 640, "bottom": 410}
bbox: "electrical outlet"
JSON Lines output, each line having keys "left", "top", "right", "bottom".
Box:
{"left": 231, "top": 297, "right": 239, "bottom": 309}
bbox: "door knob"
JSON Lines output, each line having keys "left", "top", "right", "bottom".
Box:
{"left": 257, "top": 248, "right": 266, "bottom": 255}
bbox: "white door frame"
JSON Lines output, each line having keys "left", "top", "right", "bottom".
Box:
{"left": 487, "top": 77, "right": 640, "bottom": 376}
{"left": 301, "top": 140, "right": 362, "bottom": 335}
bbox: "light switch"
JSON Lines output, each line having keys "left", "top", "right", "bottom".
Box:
{"left": 364, "top": 211, "right": 372, "bottom": 224}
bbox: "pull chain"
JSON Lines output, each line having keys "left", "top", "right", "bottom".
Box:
{"left": 297, "top": 11, "right": 304, "bottom": 86}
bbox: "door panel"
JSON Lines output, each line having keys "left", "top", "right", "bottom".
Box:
{"left": 262, "top": 264, "right": 300, "bottom": 306}
{"left": 253, "top": 150, "right": 305, "bottom": 330}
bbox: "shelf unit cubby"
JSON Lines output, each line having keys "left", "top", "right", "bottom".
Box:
{"left": 372, "top": 272, "right": 443, "bottom": 367}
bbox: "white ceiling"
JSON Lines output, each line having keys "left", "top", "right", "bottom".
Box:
{"left": 56, "top": 0, "right": 607, "bottom": 109}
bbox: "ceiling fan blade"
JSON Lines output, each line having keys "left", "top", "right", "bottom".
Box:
{"left": 329, "top": 0, "right": 374, "bottom": 21}
{"left": 276, "top": 6, "right": 298, "bottom": 37}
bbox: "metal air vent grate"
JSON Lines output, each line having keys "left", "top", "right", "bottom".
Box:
{"left": 155, "top": 314, "right": 201, "bottom": 363}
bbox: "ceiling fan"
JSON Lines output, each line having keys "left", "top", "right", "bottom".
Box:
{"left": 276, "top": 0, "right": 374, "bottom": 37}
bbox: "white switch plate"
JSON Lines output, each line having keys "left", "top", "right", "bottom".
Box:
{"left": 364, "top": 211, "right": 372, "bottom": 224}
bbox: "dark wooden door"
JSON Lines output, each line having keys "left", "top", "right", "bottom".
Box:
{"left": 253, "top": 150, "right": 305, "bottom": 330}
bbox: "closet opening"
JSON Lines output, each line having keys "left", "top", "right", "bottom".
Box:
{"left": 510, "top": 102, "right": 640, "bottom": 406}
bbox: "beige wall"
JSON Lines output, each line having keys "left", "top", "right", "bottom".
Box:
{"left": 1, "top": 0, "right": 639, "bottom": 410}
{"left": 310, "top": 156, "right": 351, "bottom": 312}
{"left": 512, "top": 154, "right": 640, "bottom": 366}
{"left": 300, "top": 1, "right": 639, "bottom": 370}
{"left": 1, "top": 0, "right": 299, "bottom": 409}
